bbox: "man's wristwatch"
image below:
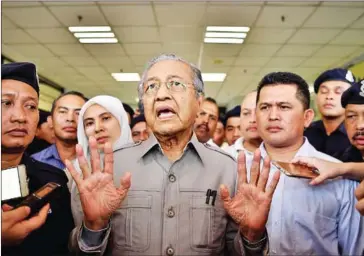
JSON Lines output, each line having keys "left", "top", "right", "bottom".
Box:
{"left": 242, "top": 229, "right": 268, "bottom": 251}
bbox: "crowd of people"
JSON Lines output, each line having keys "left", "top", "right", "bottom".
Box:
{"left": 1, "top": 53, "right": 364, "bottom": 255}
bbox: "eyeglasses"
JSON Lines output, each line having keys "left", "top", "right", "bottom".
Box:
{"left": 143, "top": 79, "right": 197, "bottom": 97}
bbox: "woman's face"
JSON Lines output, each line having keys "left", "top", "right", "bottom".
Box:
{"left": 83, "top": 104, "right": 121, "bottom": 150}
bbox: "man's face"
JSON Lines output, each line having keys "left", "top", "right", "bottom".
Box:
{"left": 36, "top": 121, "right": 55, "bottom": 144}
{"left": 240, "top": 91, "right": 260, "bottom": 141}
{"left": 52, "top": 94, "right": 85, "bottom": 143}
{"left": 213, "top": 121, "right": 225, "bottom": 146}
{"left": 1, "top": 80, "right": 39, "bottom": 151}
{"left": 345, "top": 104, "right": 364, "bottom": 152}
{"left": 256, "top": 84, "right": 314, "bottom": 148}
{"left": 316, "top": 81, "right": 351, "bottom": 118}
{"left": 142, "top": 60, "right": 202, "bottom": 136}
{"left": 131, "top": 121, "right": 150, "bottom": 143}
{"left": 194, "top": 100, "right": 219, "bottom": 143}
{"left": 225, "top": 117, "right": 240, "bottom": 145}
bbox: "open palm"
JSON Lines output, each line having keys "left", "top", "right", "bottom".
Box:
{"left": 66, "top": 137, "right": 131, "bottom": 230}
{"left": 220, "top": 150, "right": 280, "bottom": 242}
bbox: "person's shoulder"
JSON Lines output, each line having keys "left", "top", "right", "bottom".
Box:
{"left": 307, "top": 143, "right": 342, "bottom": 163}
{"left": 25, "top": 156, "right": 69, "bottom": 184}
{"left": 31, "top": 144, "right": 53, "bottom": 159}
{"left": 115, "top": 141, "right": 143, "bottom": 152}
{"left": 305, "top": 120, "right": 323, "bottom": 132}
{"left": 201, "top": 142, "right": 236, "bottom": 163}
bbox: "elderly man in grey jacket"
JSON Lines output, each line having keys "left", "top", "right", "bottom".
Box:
{"left": 66, "top": 54, "right": 280, "bottom": 255}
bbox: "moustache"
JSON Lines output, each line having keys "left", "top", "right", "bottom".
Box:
{"left": 197, "top": 124, "right": 209, "bottom": 132}
{"left": 353, "top": 131, "right": 364, "bottom": 140}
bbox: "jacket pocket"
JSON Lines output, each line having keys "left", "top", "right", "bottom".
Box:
{"left": 112, "top": 195, "right": 152, "bottom": 252}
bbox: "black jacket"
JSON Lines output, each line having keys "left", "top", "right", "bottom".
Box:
{"left": 2, "top": 154, "right": 74, "bottom": 256}
{"left": 304, "top": 120, "right": 351, "bottom": 159}
{"left": 340, "top": 146, "right": 364, "bottom": 163}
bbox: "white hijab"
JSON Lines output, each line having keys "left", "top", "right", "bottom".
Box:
{"left": 77, "top": 95, "right": 133, "bottom": 156}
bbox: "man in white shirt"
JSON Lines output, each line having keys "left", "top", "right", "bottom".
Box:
{"left": 225, "top": 91, "right": 261, "bottom": 159}
{"left": 194, "top": 97, "right": 219, "bottom": 147}
{"left": 246, "top": 71, "right": 364, "bottom": 255}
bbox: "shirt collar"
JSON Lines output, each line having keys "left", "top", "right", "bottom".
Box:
{"left": 259, "top": 137, "right": 312, "bottom": 159}
{"left": 43, "top": 144, "right": 62, "bottom": 161}
{"left": 312, "top": 120, "right": 347, "bottom": 135}
{"left": 139, "top": 132, "right": 204, "bottom": 163}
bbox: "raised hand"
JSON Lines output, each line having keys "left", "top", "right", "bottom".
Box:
{"left": 355, "top": 180, "right": 364, "bottom": 216}
{"left": 66, "top": 136, "right": 131, "bottom": 230}
{"left": 291, "top": 156, "right": 343, "bottom": 185}
{"left": 220, "top": 150, "right": 280, "bottom": 242}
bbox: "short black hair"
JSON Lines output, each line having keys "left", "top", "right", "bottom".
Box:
{"left": 123, "top": 103, "right": 135, "bottom": 119}
{"left": 204, "top": 97, "right": 219, "bottom": 116}
{"left": 257, "top": 72, "right": 310, "bottom": 110}
{"left": 51, "top": 91, "right": 87, "bottom": 115}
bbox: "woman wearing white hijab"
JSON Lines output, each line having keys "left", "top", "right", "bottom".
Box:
{"left": 70, "top": 95, "right": 133, "bottom": 226}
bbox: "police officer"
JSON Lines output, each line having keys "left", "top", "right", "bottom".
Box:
{"left": 305, "top": 68, "right": 355, "bottom": 158}
{"left": 340, "top": 79, "right": 364, "bottom": 162}
{"left": 1, "top": 62, "right": 74, "bottom": 255}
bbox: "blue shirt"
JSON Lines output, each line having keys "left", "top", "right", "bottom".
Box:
{"left": 32, "top": 144, "right": 65, "bottom": 170}
{"left": 245, "top": 138, "right": 364, "bottom": 255}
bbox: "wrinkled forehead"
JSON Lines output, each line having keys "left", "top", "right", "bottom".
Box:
{"left": 2, "top": 79, "right": 38, "bottom": 100}
{"left": 146, "top": 60, "right": 193, "bottom": 81}
{"left": 258, "top": 84, "right": 298, "bottom": 104}
{"left": 241, "top": 92, "right": 257, "bottom": 109}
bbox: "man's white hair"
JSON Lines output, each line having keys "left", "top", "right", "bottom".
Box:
{"left": 137, "top": 53, "right": 204, "bottom": 100}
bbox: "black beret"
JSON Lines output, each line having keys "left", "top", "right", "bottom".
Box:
{"left": 223, "top": 105, "right": 241, "bottom": 126}
{"left": 123, "top": 103, "right": 135, "bottom": 118}
{"left": 38, "top": 109, "right": 51, "bottom": 127}
{"left": 341, "top": 79, "right": 364, "bottom": 108}
{"left": 314, "top": 68, "right": 355, "bottom": 93}
{"left": 130, "top": 114, "right": 146, "bottom": 129}
{"left": 1, "top": 62, "right": 39, "bottom": 95}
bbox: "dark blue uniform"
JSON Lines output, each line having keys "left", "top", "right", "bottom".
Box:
{"left": 2, "top": 154, "right": 74, "bottom": 256}
{"left": 304, "top": 120, "right": 351, "bottom": 159}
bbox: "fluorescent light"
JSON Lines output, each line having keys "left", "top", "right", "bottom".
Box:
{"left": 79, "top": 38, "right": 118, "bottom": 44}
{"left": 202, "top": 73, "right": 226, "bottom": 82}
{"left": 204, "top": 38, "right": 244, "bottom": 44}
{"left": 205, "top": 32, "right": 247, "bottom": 38}
{"left": 68, "top": 26, "right": 111, "bottom": 32}
{"left": 112, "top": 73, "right": 140, "bottom": 82}
{"left": 74, "top": 32, "right": 115, "bottom": 38}
{"left": 206, "top": 26, "right": 250, "bottom": 32}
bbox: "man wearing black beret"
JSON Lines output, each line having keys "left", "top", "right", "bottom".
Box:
{"left": 304, "top": 68, "right": 355, "bottom": 159}
{"left": 340, "top": 79, "right": 364, "bottom": 162}
{"left": 1, "top": 62, "right": 74, "bottom": 255}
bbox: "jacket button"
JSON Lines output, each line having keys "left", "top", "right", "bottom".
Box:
{"left": 168, "top": 174, "right": 176, "bottom": 182}
{"left": 167, "top": 207, "right": 175, "bottom": 218}
{"left": 166, "top": 246, "right": 174, "bottom": 255}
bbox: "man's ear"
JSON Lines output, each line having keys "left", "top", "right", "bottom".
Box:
{"left": 303, "top": 108, "right": 315, "bottom": 128}
{"left": 47, "top": 116, "right": 53, "bottom": 129}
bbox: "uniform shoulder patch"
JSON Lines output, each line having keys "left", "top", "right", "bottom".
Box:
{"left": 203, "top": 143, "right": 236, "bottom": 162}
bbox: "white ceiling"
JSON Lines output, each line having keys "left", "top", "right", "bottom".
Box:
{"left": 2, "top": 1, "right": 364, "bottom": 106}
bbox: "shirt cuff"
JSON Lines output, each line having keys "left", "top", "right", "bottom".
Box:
{"left": 79, "top": 221, "right": 110, "bottom": 250}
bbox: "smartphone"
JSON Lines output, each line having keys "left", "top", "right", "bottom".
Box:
{"left": 1, "top": 165, "right": 29, "bottom": 201}
{"left": 16, "top": 182, "right": 61, "bottom": 216}
{"left": 273, "top": 161, "right": 320, "bottom": 179}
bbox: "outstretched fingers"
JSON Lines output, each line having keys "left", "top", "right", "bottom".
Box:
{"left": 266, "top": 170, "right": 280, "bottom": 198}
{"left": 103, "top": 142, "right": 114, "bottom": 175}
{"left": 65, "top": 159, "right": 83, "bottom": 188}
{"left": 257, "top": 156, "right": 271, "bottom": 192}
